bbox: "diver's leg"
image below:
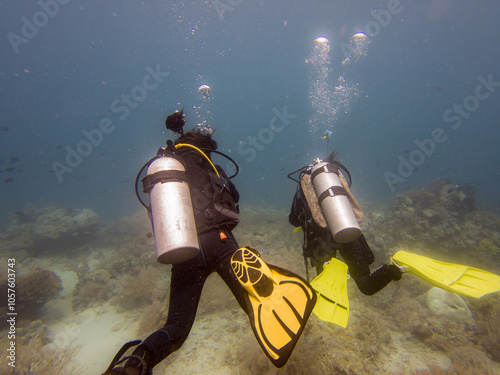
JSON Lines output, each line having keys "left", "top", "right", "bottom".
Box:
{"left": 340, "top": 236, "right": 401, "bottom": 295}
{"left": 217, "top": 254, "right": 252, "bottom": 315}
{"left": 127, "top": 262, "right": 210, "bottom": 370}
{"left": 214, "top": 232, "right": 252, "bottom": 314}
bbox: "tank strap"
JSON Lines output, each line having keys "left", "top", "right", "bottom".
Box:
{"left": 317, "top": 186, "right": 348, "bottom": 204}
{"left": 142, "top": 170, "right": 187, "bottom": 193}
{"left": 310, "top": 163, "right": 339, "bottom": 182}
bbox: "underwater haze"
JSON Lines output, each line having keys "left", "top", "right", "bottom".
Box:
{"left": 1, "top": 1, "right": 500, "bottom": 374}
{"left": 1, "top": 1, "right": 499, "bottom": 224}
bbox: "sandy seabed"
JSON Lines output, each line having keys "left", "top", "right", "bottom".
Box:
{"left": 2, "top": 204, "right": 500, "bottom": 375}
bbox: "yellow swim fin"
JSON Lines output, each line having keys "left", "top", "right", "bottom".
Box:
{"left": 392, "top": 250, "right": 500, "bottom": 298}
{"left": 231, "top": 247, "right": 317, "bottom": 368}
{"left": 310, "top": 258, "right": 349, "bottom": 328}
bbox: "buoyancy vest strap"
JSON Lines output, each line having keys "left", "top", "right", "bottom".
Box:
{"left": 142, "top": 170, "right": 187, "bottom": 193}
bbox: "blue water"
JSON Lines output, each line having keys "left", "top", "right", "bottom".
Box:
{"left": 1, "top": 0, "right": 499, "bottom": 229}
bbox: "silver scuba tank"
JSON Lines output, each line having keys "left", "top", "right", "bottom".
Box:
{"left": 144, "top": 155, "right": 199, "bottom": 264}
{"left": 310, "top": 160, "right": 362, "bottom": 243}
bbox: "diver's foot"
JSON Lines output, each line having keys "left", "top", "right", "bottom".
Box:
{"left": 389, "top": 262, "right": 405, "bottom": 281}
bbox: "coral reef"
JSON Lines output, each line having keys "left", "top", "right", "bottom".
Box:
{"left": 449, "top": 346, "right": 491, "bottom": 375}
{"left": 391, "top": 295, "right": 428, "bottom": 332}
{"left": 17, "top": 319, "right": 55, "bottom": 345}
{"left": 99, "top": 210, "right": 152, "bottom": 248}
{"left": 0, "top": 333, "right": 82, "bottom": 374}
{"left": 363, "top": 179, "right": 499, "bottom": 262}
{"left": 2, "top": 205, "right": 100, "bottom": 256}
{"left": 471, "top": 294, "right": 500, "bottom": 361}
{"left": 136, "top": 299, "right": 168, "bottom": 335}
{"left": 72, "top": 268, "right": 116, "bottom": 311}
{"left": 31, "top": 207, "right": 100, "bottom": 239}
{"left": 69, "top": 210, "right": 169, "bottom": 313}
{"left": 233, "top": 207, "right": 301, "bottom": 255}
{"left": 17, "top": 269, "right": 62, "bottom": 314}
{"left": 3, "top": 193, "right": 498, "bottom": 374}
{"left": 113, "top": 265, "right": 169, "bottom": 312}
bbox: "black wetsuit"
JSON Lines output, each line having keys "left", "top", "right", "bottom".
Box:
{"left": 289, "top": 189, "right": 401, "bottom": 295}
{"left": 127, "top": 149, "right": 250, "bottom": 372}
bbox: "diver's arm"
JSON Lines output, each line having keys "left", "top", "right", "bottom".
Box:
{"left": 289, "top": 190, "right": 304, "bottom": 227}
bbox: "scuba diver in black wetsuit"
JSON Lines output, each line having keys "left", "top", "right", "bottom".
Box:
{"left": 103, "top": 110, "right": 316, "bottom": 375}
{"left": 288, "top": 151, "right": 403, "bottom": 296}
{"left": 288, "top": 151, "right": 500, "bottom": 330}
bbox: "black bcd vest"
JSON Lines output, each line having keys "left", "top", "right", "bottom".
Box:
{"left": 177, "top": 149, "right": 240, "bottom": 234}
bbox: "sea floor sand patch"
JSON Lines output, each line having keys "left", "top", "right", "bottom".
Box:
{"left": 5, "top": 206, "right": 500, "bottom": 374}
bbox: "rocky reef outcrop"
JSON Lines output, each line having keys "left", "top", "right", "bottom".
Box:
{"left": 363, "top": 179, "right": 500, "bottom": 264}
{"left": 1, "top": 205, "right": 100, "bottom": 256}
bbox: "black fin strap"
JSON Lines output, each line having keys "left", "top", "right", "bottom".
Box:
{"left": 317, "top": 186, "right": 347, "bottom": 204}
{"left": 103, "top": 340, "right": 142, "bottom": 374}
{"left": 107, "top": 355, "right": 147, "bottom": 375}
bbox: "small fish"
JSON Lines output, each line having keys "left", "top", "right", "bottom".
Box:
{"left": 0, "top": 126, "right": 9, "bottom": 131}
{"left": 2, "top": 178, "right": 13, "bottom": 183}
{"left": 4, "top": 167, "right": 15, "bottom": 172}
{"left": 7, "top": 157, "right": 19, "bottom": 163}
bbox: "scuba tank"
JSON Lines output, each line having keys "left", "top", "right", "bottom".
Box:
{"left": 310, "top": 159, "right": 361, "bottom": 243}
{"left": 136, "top": 110, "right": 241, "bottom": 265}
{"left": 141, "top": 150, "right": 199, "bottom": 264}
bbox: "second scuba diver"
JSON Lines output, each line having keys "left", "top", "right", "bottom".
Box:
{"left": 288, "top": 151, "right": 500, "bottom": 328}
{"left": 289, "top": 151, "right": 403, "bottom": 296}
{"left": 103, "top": 110, "right": 316, "bottom": 375}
